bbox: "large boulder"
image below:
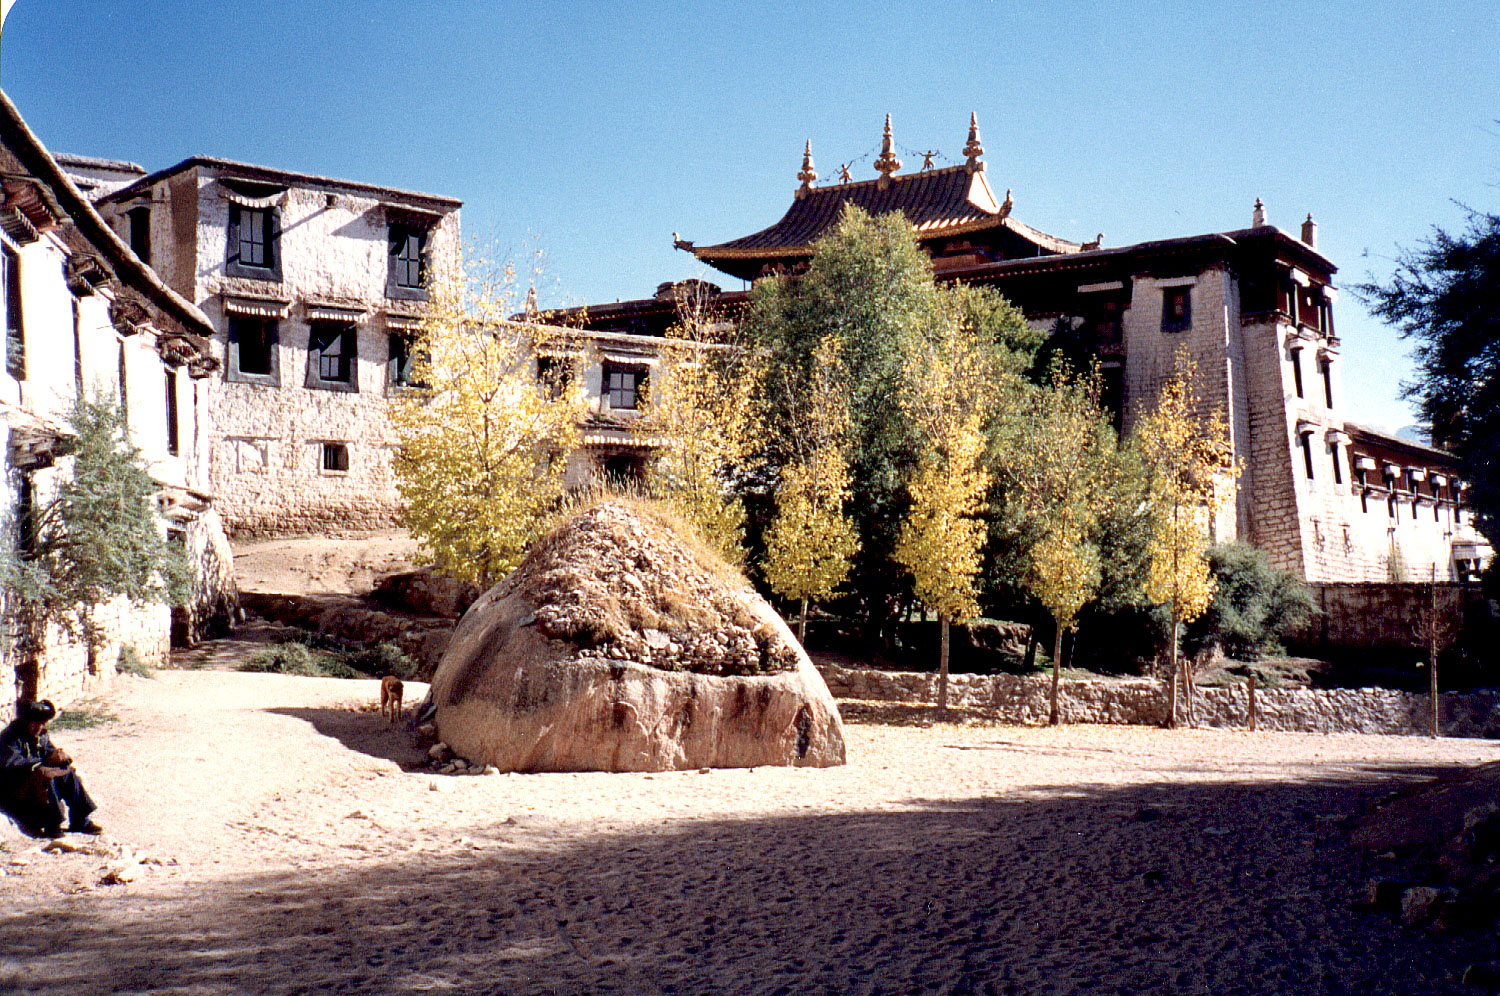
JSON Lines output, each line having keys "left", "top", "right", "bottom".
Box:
{"left": 428, "top": 501, "right": 846, "bottom": 772}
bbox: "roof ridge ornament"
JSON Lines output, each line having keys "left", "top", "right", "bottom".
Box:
{"left": 796, "top": 140, "right": 817, "bottom": 199}
{"left": 963, "top": 112, "right": 985, "bottom": 173}
{"left": 1252, "top": 198, "right": 1266, "bottom": 228}
{"left": 873, "top": 114, "right": 902, "bottom": 189}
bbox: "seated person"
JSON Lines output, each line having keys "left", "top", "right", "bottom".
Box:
{"left": 0, "top": 699, "right": 102, "bottom": 838}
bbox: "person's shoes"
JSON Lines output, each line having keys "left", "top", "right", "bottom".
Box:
{"left": 38, "top": 825, "right": 65, "bottom": 839}
{"left": 68, "top": 820, "right": 103, "bottom": 835}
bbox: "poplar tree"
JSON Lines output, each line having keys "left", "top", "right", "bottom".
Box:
{"left": 636, "top": 290, "right": 761, "bottom": 564}
{"left": 763, "top": 336, "right": 859, "bottom": 643}
{"left": 893, "top": 321, "right": 994, "bottom": 708}
{"left": 1136, "top": 363, "right": 1238, "bottom": 727}
{"left": 390, "top": 247, "right": 586, "bottom": 589}
{"left": 991, "top": 368, "right": 1119, "bottom": 724}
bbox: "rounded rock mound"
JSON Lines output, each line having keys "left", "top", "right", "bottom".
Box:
{"left": 428, "top": 501, "right": 847, "bottom": 771}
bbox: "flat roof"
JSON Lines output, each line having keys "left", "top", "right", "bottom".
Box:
{"left": 100, "top": 155, "right": 462, "bottom": 209}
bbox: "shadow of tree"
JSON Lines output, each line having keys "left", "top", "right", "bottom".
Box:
{"left": 1, "top": 764, "right": 1492, "bottom": 995}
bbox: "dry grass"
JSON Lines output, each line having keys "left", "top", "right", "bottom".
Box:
{"left": 499, "top": 499, "right": 798, "bottom": 675}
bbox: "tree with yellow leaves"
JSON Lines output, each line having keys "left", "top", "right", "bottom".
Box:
{"left": 1135, "top": 360, "right": 1239, "bottom": 727}
{"left": 389, "top": 245, "right": 587, "bottom": 588}
{"left": 635, "top": 286, "right": 760, "bottom": 564}
{"left": 894, "top": 321, "right": 994, "bottom": 710}
{"left": 763, "top": 336, "right": 860, "bottom": 645}
{"left": 991, "top": 367, "right": 1120, "bottom": 725}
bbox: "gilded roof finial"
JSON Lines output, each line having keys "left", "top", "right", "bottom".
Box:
{"left": 837, "top": 164, "right": 852, "bottom": 184}
{"left": 919, "top": 150, "right": 938, "bottom": 171}
{"left": 1252, "top": 198, "right": 1266, "bottom": 228}
{"left": 797, "top": 140, "right": 817, "bottom": 194}
{"left": 873, "top": 114, "right": 902, "bottom": 187}
{"left": 963, "top": 112, "right": 985, "bottom": 172}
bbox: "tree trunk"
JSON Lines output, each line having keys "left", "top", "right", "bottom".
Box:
{"left": 1049, "top": 618, "right": 1064, "bottom": 726}
{"left": 1183, "top": 651, "right": 1195, "bottom": 728}
{"left": 1248, "top": 672, "right": 1257, "bottom": 732}
{"left": 797, "top": 598, "right": 808, "bottom": 646}
{"left": 1165, "top": 616, "right": 1180, "bottom": 728}
{"left": 937, "top": 614, "right": 951, "bottom": 712}
{"left": 1429, "top": 583, "right": 1440, "bottom": 738}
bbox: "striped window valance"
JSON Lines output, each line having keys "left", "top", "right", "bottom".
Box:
{"left": 222, "top": 186, "right": 287, "bottom": 210}
{"left": 306, "top": 305, "right": 365, "bottom": 323}
{"left": 385, "top": 313, "right": 425, "bottom": 331}
{"left": 223, "top": 296, "right": 291, "bottom": 319}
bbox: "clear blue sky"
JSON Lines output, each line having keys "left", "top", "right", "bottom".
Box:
{"left": 3, "top": 0, "right": 1497, "bottom": 432}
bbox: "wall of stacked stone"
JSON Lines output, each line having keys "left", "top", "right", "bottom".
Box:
{"left": 31, "top": 599, "right": 171, "bottom": 708}
{"left": 817, "top": 664, "right": 1500, "bottom": 738}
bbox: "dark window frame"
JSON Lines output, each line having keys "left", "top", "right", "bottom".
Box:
{"left": 3, "top": 244, "right": 23, "bottom": 380}
{"left": 602, "top": 362, "right": 648, "bottom": 411}
{"left": 537, "top": 355, "right": 575, "bottom": 401}
{"left": 127, "top": 206, "right": 151, "bottom": 264}
{"left": 1330, "top": 441, "right": 1343, "bottom": 485}
{"left": 1290, "top": 345, "right": 1305, "bottom": 398}
{"left": 387, "top": 332, "right": 425, "bottom": 390}
{"left": 1319, "top": 355, "right": 1334, "bottom": 407}
{"left": 306, "top": 320, "right": 359, "bottom": 392}
{"left": 165, "top": 368, "right": 180, "bottom": 456}
{"left": 1161, "top": 286, "right": 1191, "bottom": 333}
{"left": 225, "top": 204, "right": 281, "bottom": 280}
{"left": 1300, "top": 433, "right": 1315, "bottom": 480}
{"left": 226, "top": 314, "right": 280, "bottom": 385}
{"left": 321, "top": 441, "right": 350, "bottom": 474}
{"left": 390, "top": 225, "right": 426, "bottom": 290}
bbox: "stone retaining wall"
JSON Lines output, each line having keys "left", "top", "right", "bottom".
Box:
{"left": 817, "top": 664, "right": 1500, "bottom": 739}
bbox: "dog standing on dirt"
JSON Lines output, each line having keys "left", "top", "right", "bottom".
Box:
{"left": 380, "top": 676, "right": 404, "bottom": 723}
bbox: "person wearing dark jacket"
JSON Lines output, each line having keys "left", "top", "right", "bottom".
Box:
{"left": 0, "top": 699, "right": 101, "bottom": 838}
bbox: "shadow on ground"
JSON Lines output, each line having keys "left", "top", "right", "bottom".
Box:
{"left": 1, "top": 763, "right": 1493, "bottom": 996}
{"left": 268, "top": 706, "right": 430, "bottom": 768}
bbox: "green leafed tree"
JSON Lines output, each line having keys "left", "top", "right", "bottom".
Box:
{"left": 1, "top": 396, "right": 188, "bottom": 704}
{"left": 1355, "top": 207, "right": 1500, "bottom": 551}
{"left": 763, "top": 336, "right": 859, "bottom": 644}
{"left": 989, "top": 366, "right": 1120, "bottom": 724}
{"left": 741, "top": 203, "right": 1038, "bottom": 638}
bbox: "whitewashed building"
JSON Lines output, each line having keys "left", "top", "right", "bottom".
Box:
{"left": 1, "top": 91, "right": 234, "bottom": 706}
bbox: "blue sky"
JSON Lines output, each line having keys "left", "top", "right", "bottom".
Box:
{"left": 3, "top": 0, "right": 1497, "bottom": 431}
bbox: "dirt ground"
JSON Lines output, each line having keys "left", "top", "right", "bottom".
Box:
{"left": 232, "top": 529, "right": 420, "bottom": 596}
{"left": 3, "top": 662, "right": 1499, "bottom": 995}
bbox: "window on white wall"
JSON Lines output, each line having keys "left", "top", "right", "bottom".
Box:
{"left": 3, "top": 244, "right": 23, "bottom": 379}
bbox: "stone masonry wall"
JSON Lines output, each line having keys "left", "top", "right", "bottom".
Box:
{"left": 818, "top": 664, "right": 1500, "bottom": 739}
{"left": 28, "top": 599, "right": 171, "bottom": 708}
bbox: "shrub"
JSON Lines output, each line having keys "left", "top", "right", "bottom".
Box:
{"left": 1181, "top": 542, "right": 1316, "bottom": 660}
{"left": 116, "top": 644, "right": 154, "bottom": 679}
{"left": 239, "top": 642, "right": 359, "bottom": 679}
{"left": 342, "top": 642, "right": 422, "bottom": 681}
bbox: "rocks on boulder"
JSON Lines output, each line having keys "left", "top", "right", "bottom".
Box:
{"left": 428, "top": 501, "right": 846, "bottom": 772}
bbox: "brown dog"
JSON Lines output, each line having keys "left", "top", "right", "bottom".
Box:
{"left": 380, "top": 675, "right": 404, "bottom": 722}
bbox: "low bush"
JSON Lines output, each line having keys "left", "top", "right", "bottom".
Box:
{"left": 1182, "top": 542, "right": 1316, "bottom": 660}
{"left": 116, "top": 644, "right": 154, "bottom": 679}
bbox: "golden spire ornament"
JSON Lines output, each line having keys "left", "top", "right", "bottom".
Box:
{"left": 873, "top": 114, "right": 902, "bottom": 187}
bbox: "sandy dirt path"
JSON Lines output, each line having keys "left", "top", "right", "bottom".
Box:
{"left": 2, "top": 668, "right": 1498, "bottom": 995}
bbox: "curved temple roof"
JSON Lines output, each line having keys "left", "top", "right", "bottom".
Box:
{"left": 678, "top": 162, "right": 1080, "bottom": 281}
